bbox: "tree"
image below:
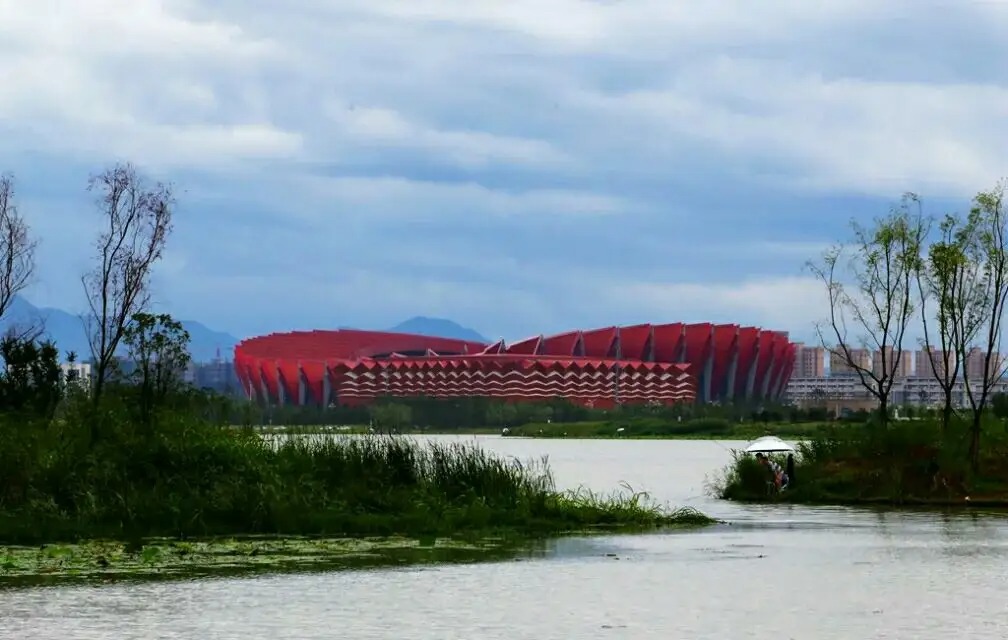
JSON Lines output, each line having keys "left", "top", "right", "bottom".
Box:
{"left": 122, "top": 312, "right": 191, "bottom": 425}
{"left": 955, "top": 184, "right": 1008, "bottom": 471}
{"left": 486, "top": 401, "right": 518, "bottom": 427}
{"left": 0, "top": 173, "right": 37, "bottom": 321}
{"left": 82, "top": 163, "right": 173, "bottom": 407}
{"left": 917, "top": 213, "right": 978, "bottom": 431}
{"left": 369, "top": 402, "right": 412, "bottom": 434}
{"left": 0, "top": 333, "right": 63, "bottom": 418}
{"left": 808, "top": 195, "right": 928, "bottom": 425}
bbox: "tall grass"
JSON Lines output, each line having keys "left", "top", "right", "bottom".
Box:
{"left": 0, "top": 405, "right": 708, "bottom": 545}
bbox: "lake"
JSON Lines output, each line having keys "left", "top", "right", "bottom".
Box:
{"left": 2, "top": 436, "right": 1007, "bottom": 639}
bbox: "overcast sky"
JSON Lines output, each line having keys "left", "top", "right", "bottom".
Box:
{"left": 2, "top": 0, "right": 1007, "bottom": 343}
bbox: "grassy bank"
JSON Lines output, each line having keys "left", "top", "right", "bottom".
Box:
{"left": 1, "top": 407, "right": 712, "bottom": 550}
{"left": 503, "top": 418, "right": 834, "bottom": 440}
{"left": 713, "top": 418, "right": 1008, "bottom": 507}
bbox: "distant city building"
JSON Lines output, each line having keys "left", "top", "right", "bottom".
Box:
{"left": 793, "top": 343, "right": 825, "bottom": 378}
{"left": 61, "top": 361, "right": 91, "bottom": 383}
{"left": 872, "top": 346, "right": 914, "bottom": 379}
{"left": 829, "top": 348, "right": 872, "bottom": 376}
{"left": 915, "top": 347, "right": 956, "bottom": 380}
{"left": 964, "top": 346, "right": 1005, "bottom": 382}
{"left": 786, "top": 343, "right": 1008, "bottom": 414}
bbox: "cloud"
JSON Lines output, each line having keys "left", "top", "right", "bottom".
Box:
{"left": 597, "top": 276, "right": 827, "bottom": 335}
{"left": 0, "top": 0, "right": 300, "bottom": 169}
{"left": 4, "top": 0, "right": 1008, "bottom": 344}
{"left": 325, "top": 104, "right": 570, "bottom": 169}
{"left": 583, "top": 59, "right": 1008, "bottom": 198}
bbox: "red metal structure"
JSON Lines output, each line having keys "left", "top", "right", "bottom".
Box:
{"left": 233, "top": 324, "right": 796, "bottom": 407}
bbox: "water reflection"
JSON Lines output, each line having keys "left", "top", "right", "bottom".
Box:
{"left": 1, "top": 437, "right": 1007, "bottom": 639}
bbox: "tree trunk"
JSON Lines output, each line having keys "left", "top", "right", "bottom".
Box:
{"left": 969, "top": 414, "right": 982, "bottom": 473}
{"left": 878, "top": 395, "right": 888, "bottom": 427}
{"left": 941, "top": 392, "right": 953, "bottom": 433}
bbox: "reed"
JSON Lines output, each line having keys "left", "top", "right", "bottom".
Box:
{"left": 0, "top": 407, "right": 711, "bottom": 545}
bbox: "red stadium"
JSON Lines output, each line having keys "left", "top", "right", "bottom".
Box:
{"left": 233, "top": 323, "right": 795, "bottom": 407}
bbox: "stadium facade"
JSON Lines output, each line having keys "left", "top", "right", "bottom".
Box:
{"left": 233, "top": 323, "right": 795, "bottom": 408}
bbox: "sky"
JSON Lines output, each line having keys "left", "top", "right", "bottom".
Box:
{"left": 2, "top": 0, "right": 1008, "bottom": 344}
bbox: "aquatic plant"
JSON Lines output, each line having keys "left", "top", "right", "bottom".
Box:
{"left": 0, "top": 406, "right": 710, "bottom": 545}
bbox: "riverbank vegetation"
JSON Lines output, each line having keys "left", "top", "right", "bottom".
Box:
{"left": 717, "top": 181, "right": 1008, "bottom": 506}
{"left": 0, "top": 164, "right": 712, "bottom": 564}
{"left": 810, "top": 182, "right": 1008, "bottom": 472}
{"left": 501, "top": 417, "right": 832, "bottom": 440}
{"left": 714, "top": 416, "right": 1008, "bottom": 506}
{"left": 252, "top": 394, "right": 870, "bottom": 437}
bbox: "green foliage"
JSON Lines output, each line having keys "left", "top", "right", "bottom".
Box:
{"left": 807, "top": 195, "right": 928, "bottom": 425}
{"left": 0, "top": 399, "right": 709, "bottom": 544}
{"left": 991, "top": 393, "right": 1008, "bottom": 419}
{"left": 368, "top": 402, "right": 412, "bottom": 433}
{"left": 715, "top": 416, "right": 1008, "bottom": 505}
{"left": 507, "top": 417, "right": 833, "bottom": 440}
{"left": 122, "top": 312, "right": 192, "bottom": 426}
{"left": 248, "top": 396, "right": 843, "bottom": 435}
{"left": 0, "top": 317, "right": 706, "bottom": 544}
{"left": 0, "top": 334, "right": 64, "bottom": 418}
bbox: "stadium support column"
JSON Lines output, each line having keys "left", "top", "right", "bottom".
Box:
{"left": 725, "top": 326, "right": 739, "bottom": 402}
{"left": 259, "top": 367, "right": 271, "bottom": 406}
{"left": 322, "top": 362, "right": 331, "bottom": 407}
{"left": 298, "top": 363, "right": 306, "bottom": 406}
{"left": 276, "top": 363, "right": 286, "bottom": 406}
{"left": 702, "top": 326, "right": 713, "bottom": 403}
{"left": 613, "top": 328, "right": 622, "bottom": 405}
{"left": 745, "top": 336, "right": 759, "bottom": 400}
{"left": 760, "top": 346, "right": 776, "bottom": 399}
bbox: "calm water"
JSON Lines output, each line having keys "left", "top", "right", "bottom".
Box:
{"left": 3, "top": 436, "right": 1007, "bottom": 639}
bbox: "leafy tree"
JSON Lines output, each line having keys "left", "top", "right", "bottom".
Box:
{"left": 369, "top": 402, "right": 412, "bottom": 434}
{"left": 917, "top": 213, "right": 976, "bottom": 431}
{"left": 0, "top": 334, "right": 63, "bottom": 418}
{"left": 808, "top": 195, "right": 928, "bottom": 426}
{"left": 990, "top": 392, "right": 1008, "bottom": 420}
{"left": 955, "top": 184, "right": 1008, "bottom": 471}
{"left": 486, "top": 401, "right": 518, "bottom": 427}
{"left": 122, "top": 312, "right": 191, "bottom": 425}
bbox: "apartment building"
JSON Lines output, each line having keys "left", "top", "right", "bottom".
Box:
{"left": 828, "top": 347, "right": 872, "bottom": 376}
{"left": 792, "top": 343, "right": 826, "bottom": 378}
{"left": 964, "top": 347, "right": 1006, "bottom": 382}
{"left": 786, "top": 344, "right": 1008, "bottom": 411}
{"left": 872, "top": 346, "right": 914, "bottom": 378}
{"left": 915, "top": 348, "right": 956, "bottom": 380}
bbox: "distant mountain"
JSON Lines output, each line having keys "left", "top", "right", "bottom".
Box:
{"left": 388, "top": 316, "right": 489, "bottom": 343}
{"left": 0, "top": 296, "right": 239, "bottom": 362}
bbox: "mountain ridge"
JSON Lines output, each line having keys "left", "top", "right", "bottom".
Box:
{"left": 0, "top": 298, "right": 491, "bottom": 361}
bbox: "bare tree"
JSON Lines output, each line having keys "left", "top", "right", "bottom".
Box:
{"left": 917, "top": 213, "right": 980, "bottom": 431}
{"left": 0, "top": 173, "right": 37, "bottom": 321}
{"left": 82, "top": 163, "right": 173, "bottom": 406}
{"left": 807, "top": 195, "right": 928, "bottom": 425}
{"left": 956, "top": 183, "right": 1008, "bottom": 471}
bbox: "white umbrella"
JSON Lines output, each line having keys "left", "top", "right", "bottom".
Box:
{"left": 744, "top": 435, "right": 795, "bottom": 453}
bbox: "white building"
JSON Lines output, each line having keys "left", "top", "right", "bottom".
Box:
{"left": 785, "top": 374, "right": 1008, "bottom": 408}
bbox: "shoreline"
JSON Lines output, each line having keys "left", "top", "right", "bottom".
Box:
{"left": 726, "top": 495, "right": 1008, "bottom": 509}
{"left": 246, "top": 425, "right": 813, "bottom": 441}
